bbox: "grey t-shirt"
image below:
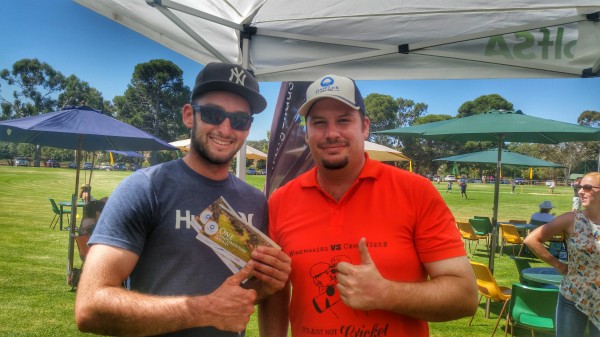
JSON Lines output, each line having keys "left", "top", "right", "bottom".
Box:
{"left": 90, "top": 159, "right": 267, "bottom": 336}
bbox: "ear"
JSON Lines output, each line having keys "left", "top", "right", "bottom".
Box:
{"left": 362, "top": 116, "right": 370, "bottom": 139}
{"left": 182, "top": 104, "right": 194, "bottom": 129}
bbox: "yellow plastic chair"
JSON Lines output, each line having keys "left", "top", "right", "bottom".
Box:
{"left": 469, "top": 261, "right": 512, "bottom": 337}
{"left": 499, "top": 223, "right": 525, "bottom": 257}
{"left": 457, "top": 222, "right": 488, "bottom": 254}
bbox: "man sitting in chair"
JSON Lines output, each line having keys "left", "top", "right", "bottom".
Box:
{"left": 530, "top": 200, "right": 556, "bottom": 225}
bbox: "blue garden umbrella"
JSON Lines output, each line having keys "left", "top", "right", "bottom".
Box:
{"left": 0, "top": 105, "right": 176, "bottom": 284}
{"left": 109, "top": 150, "right": 145, "bottom": 158}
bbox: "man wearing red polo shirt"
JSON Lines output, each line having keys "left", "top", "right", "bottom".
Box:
{"left": 261, "top": 75, "right": 478, "bottom": 337}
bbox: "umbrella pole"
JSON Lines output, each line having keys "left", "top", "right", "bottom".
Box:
{"left": 88, "top": 151, "right": 95, "bottom": 186}
{"left": 67, "top": 136, "right": 83, "bottom": 286}
{"left": 485, "top": 137, "right": 504, "bottom": 317}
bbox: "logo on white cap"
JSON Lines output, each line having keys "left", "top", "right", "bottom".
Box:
{"left": 313, "top": 76, "right": 340, "bottom": 94}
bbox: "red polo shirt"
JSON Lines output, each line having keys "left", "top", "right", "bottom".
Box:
{"left": 269, "top": 156, "right": 465, "bottom": 337}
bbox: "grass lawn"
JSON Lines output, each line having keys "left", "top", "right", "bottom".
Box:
{"left": 0, "top": 166, "right": 570, "bottom": 336}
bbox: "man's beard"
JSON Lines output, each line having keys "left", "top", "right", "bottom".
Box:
{"left": 321, "top": 156, "right": 349, "bottom": 170}
{"left": 190, "top": 127, "right": 234, "bottom": 166}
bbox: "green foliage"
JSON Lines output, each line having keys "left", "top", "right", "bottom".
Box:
{"left": 0, "top": 58, "right": 65, "bottom": 119}
{"left": 113, "top": 59, "right": 190, "bottom": 142}
{"left": 457, "top": 94, "right": 513, "bottom": 117}
{"left": 577, "top": 110, "right": 600, "bottom": 127}
{"left": 58, "top": 74, "right": 113, "bottom": 113}
{"left": 365, "top": 93, "right": 429, "bottom": 149}
{"left": 401, "top": 114, "right": 458, "bottom": 174}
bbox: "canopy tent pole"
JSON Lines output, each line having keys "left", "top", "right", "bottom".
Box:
{"left": 149, "top": 1, "right": 233, "bottom": 63}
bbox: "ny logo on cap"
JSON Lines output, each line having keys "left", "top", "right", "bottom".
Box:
{"left": 229, "top": 68, "right": 247, "bottom": 86}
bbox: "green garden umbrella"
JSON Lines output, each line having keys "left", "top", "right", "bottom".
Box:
{"left": 434, "top": 149, "right": 562, "bottom": 167}
{"left": 377, "top": 109, "right": 600, "bottom": 275}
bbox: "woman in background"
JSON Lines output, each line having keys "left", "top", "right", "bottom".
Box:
{"left": 524, "top": 172, "right": 600, "bottom": 337}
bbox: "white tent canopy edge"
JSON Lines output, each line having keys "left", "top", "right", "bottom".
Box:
{"left": 74, "top": 0, "right": 600, "bottom": 80}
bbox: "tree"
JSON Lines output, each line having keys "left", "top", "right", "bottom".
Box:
{"left": 578, "top": 110, "right": 600, "bottom": 127}
{"left": 0, "top": 59, "right": 67, "bottom": 165}
{"left": 577, "top": 110, "right": 600, "bottom": 172}
{"left": 114, "top": 59, "right": 190, "bottom": 142}
{"left": 0, "top": 58, "right": 65, "bottom": 119}
{"left": 58, "top": 75, "right": 114, "bottom": 114}
{"left": 400, "top": 114, "right": 458, "bottom": 175}
{"left": 364, "top": 93, "right": 428, "bottom": 148}
{"left": 456, "top": 94, "right": 513, "bottom": 117}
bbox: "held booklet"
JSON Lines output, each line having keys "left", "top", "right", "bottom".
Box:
{"left": 191, "top": 196, "right": 279, "bottom": 268}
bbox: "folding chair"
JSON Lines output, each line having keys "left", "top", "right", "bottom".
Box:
{"left": 469, "top": 261, "right": 512, "bottom": 337}
{"left": 469, "top": 218, "right": 492, "bottom": 249}
{"left": 499, "top": 224, "right": 525, "bottom": 257}
{"left": 504, "top": 283, "right": 559, "bottom": 336}
{"left": 49, "top": 198, "right": 70, "bottom": 230}
{"left": 457, "top": 222, "right": 488, "bottom": 254}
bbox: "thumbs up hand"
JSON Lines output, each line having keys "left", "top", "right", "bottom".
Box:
{"left": 335, "top": 238, "right": 386, "bottom": 310}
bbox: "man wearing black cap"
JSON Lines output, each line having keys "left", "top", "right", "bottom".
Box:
{"left": 75, "top": 63, "right": 291, "bottom": 337}
{"left": 264, "top": 75, "right": 477, "bottom": 336}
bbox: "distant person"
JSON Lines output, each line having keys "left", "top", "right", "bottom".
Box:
{"left": 459, "top": 176, "right": 468, "bottom": 199}
{"left": 549, "top": 179, "right": 556, "bottom": 194}
{"left": 524, "top": 172, "right": 600, "bottom": 337}
{"left": 511, "top": 179, "right": 516, "bottom": 194}
{"left": 572, "top": 177, "right": 582, "bottom": 211}
{"left": 530, "top": 200, "right": 556, "bottom": 224}
{"left": 446, "top": 180, "right": 453, "bottom": 193}
{"left": 79, "top": 184, "right": 95, "bottom": 204}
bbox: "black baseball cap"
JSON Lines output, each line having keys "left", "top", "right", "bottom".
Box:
{"left": 191, "top": 62, "right": 267, "bottom": 114}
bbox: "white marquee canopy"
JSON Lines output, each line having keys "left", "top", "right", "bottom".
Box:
{"left": 75, "top": 0, "right": 600, "bottom": 81}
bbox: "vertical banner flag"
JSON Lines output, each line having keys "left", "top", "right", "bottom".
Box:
{"left": 266, "top": 82, "right": 314, "bottom": 197}
{"left": 529, "top": 167, "right": 533, "bottom": 180}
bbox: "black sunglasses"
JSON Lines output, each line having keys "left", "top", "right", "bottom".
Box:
{"left": 191, "top": 105, "right": 253, "bottom": 131}
{"left": 574, "top": 184, "right": 600, "bottom": 192}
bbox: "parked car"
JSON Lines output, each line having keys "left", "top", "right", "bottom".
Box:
{"left": 14, "top": 157, "right": 29, "bottom": 167}
{"left": 82, "top": 162, "right": 93, "bottom": 170}
{"left": 45, "top": 159, "right": 60, "bottom": 168}
{"left": 433, "top": 176, "right": 441, "bottom": 182}
{"left": 444, "top": 175, "right": 457, "bottom": 182}
{"left": 247, "top": 168, "right": 256, "bottom": 175}
{"left": 113, "top": 163, "right": 126, "bottom": 171}
{"left": 513, "top": 177, "right": 524, "bottom": 185}
{"left": 67, "top": 162, "right": 77, "bottom": 169}
{"left": 99, "top": 163, "right": 112, "bottom": 170}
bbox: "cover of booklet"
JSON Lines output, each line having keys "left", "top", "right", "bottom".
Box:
{"left": 191, "top": 196, "right": 279, "bottom": 268}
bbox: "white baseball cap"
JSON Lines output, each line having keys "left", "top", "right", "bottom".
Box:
{"left": 297, "top": 75, "right": 366, "bottom": 117}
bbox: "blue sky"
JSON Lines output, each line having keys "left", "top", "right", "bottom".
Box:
{"left": 2, "top": 0, "right": 599, "bottom": 141}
